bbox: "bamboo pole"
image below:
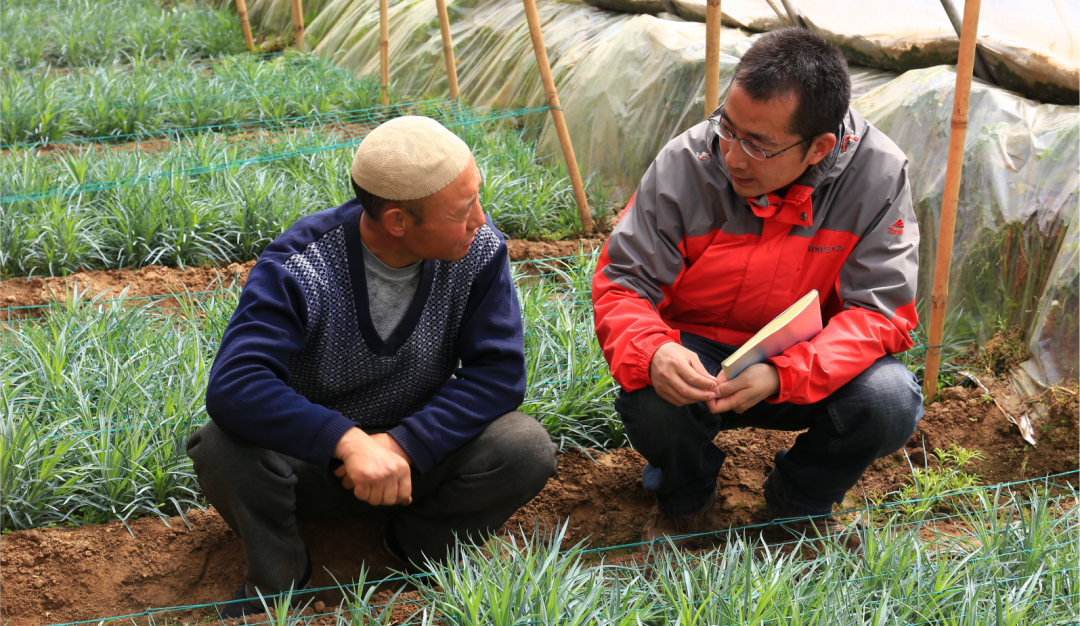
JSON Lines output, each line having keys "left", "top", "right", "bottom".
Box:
{"left": 235, "top": 0, "right": 255, "bottom": 51}
{"left": 435, "top": 0, "right": 460, "bottom": 99}
{"left": 923, "top": 0, "right": 983, "bottom": 403}
{"left": 704, "top": 0, "right": 722, "bottom": 118}
{"left": 290, "top": 0, "right": 306, "bottom": 52}
{"left": 379, "top": 0, "right": 390, "bottom": 105}
{"left": 521, "top": 0, "right": 593, "bottom": 232}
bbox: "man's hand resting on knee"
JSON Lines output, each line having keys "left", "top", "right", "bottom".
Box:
{"left": 333, "top": 428, "right": 413, "bottom": 506}
{"left": 707, "top": 363, "right": 780, "bottom": 414}
{"left": 649, "top": 342, "right": 719, "bottom": 406}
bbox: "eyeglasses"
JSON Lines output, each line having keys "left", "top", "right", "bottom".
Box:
{"left": 710, "top": 106, "right": 809, "bottom": 161}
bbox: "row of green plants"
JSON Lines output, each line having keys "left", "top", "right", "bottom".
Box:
{"left": 368, "top": 485, "right": 1079, "bottom": 625}
{"left": 0, "top": 123, "right": 614, "bottom": 277}
{"left": 1, "top": 0, "right": 245, "bottom": 69}
{"left": 0, "top": 257, "right": 618, "bottom": 532}
{"left": 0, "top": 250, "right": 994, "bottom": 534}
{"left": 67, "top": 483, "right": 1080, "bottom": 625}
{"left": 2, "top": 52, "right": 380, "bottom": 146}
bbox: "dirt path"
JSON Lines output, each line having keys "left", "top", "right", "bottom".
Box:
{"left": 2, "top": 384, "right": 1075, "bottom": 626}
{"left": 0, "top": 239, "right": 606, "bottom": 318}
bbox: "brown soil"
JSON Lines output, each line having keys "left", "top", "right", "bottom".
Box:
{"left": 0, "top": 262, "right": 256, "bottom": 319}
{"left": 3, "top": 380, "right": 1075, "bottom": 626}
{"left": 0, "top": 240, "right": 607, "bottom": 319}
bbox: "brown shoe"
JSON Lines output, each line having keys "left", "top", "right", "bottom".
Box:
{"left": 639, "top": 486, "right": 718, "bottom": 552}
{"left": 762, "top": 470, "right": 862, "bottom": 551}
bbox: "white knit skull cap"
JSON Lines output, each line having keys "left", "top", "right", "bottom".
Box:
{"left": 351, "top": 116, "right": 472, "bottom": 201}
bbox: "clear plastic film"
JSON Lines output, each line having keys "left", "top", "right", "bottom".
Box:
{"left": 659, "top": 0, "right": 788, "bottom": 31}
{"left": 296, "top": 0, "right": 637, "bottom": 110}
{"left": 781, "top": 0, "right": 1078, "bottom": 104}
{"left": 854, "top": 65, "right": 1079, "bottom": 382}
{"left": 247, "top": 0, "right": 336, "bottom": 39}
{"left": 573, "top": 0, "right": 1079, "bottom": 104}
{"left": 253, "top": 0, "right": 894, "bottom": 190}
{"left": 1026, "top": 216, "right": 1078, "bottom": 382}
{"left": 535, "top": 18, "right": 754, "bottom": 188}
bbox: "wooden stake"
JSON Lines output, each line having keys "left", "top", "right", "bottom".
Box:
{"left": 923, "top": 0, "right": 983, "bottom": 403}
{"left": 521, "top": 0, "right": 593, "bottom": 232}
{"left": 235, "top": 0, "right": 255, "bottom": 51}
{"left": 704, "top": 0, "right": 723, "bottom": 118}
{"left": 435, "top": 0, "right": 460, "bottom": 99}
{"left": 379, "top": 0, "right": 390, "bottom": 105}
{"left": 290, "top": 0, "right": 305, "bottom": 52}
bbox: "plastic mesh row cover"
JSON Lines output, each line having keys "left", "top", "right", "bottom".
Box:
{"left": 854, "top": 65, "right": 1078, "bottom": 381}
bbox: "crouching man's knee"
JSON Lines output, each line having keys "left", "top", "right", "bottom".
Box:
{"left": 834, "top": 356, "right": 924, "bottom": 459}
{"left": 481, "top": 411, "right": 558, "bottom": 500}
{"left": 186, "top": 420, "right": 296, "bottom": 503}
{"left": 186, "top": 420, "right": 234, "bottom": 483}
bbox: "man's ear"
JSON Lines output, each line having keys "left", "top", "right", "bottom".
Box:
{"left": 806, "top": 133, "right": 837, "bottom": 166}
{"left": 381, "top": 205, "right": 408, "bottom": 237}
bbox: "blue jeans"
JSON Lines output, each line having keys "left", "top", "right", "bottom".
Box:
{"left": 615, "top": 333, "right": 923, "bottom": 517}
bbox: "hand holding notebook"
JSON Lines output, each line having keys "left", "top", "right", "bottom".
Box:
{"left": 720, "top": 289, "right": 823, "bottom": 381}
{"left": 705, "top": 290, "right": 821, "bottom": 412}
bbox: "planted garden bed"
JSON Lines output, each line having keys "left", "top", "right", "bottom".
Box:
{"left": 1, "top": 0, "right": 245, "bottom": 70}
{"left": 1, "top": 52, "right": 379, "bottom": 146}
{"left": 3, "top": 1, "right": 1078, "bottom": 623}
{"left": 1, "top": 118, "right": 615, "bottom": 277}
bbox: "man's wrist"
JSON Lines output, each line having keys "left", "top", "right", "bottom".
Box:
{"left": 372, "top": 432, "right": 412, "bottom": 465}
{"left": 333, "top": 426, "right": 363, "bottom": 460}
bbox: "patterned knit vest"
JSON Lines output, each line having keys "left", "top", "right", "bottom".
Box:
{"left": 281, "top": 220, "right": 501, "bottom": 428}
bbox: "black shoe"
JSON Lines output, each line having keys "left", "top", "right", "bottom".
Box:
{"left": 762, "top": 468, "right": 861, "bottom": 551}
{"left": 218, "top": 554, "right": 312, "bottom": 620}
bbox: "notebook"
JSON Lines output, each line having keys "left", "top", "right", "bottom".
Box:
{"left": 721, "top": 290, "right": 822, "bottom": 380}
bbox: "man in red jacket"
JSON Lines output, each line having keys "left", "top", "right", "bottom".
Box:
{"left": 592, "top": 28, "right": 923, "bottom": 550}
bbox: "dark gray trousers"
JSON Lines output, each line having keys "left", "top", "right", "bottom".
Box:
{"left": 617, "top": 333, "right": 923, "bottom": 517}
{"left": 186, "top": 411, "right": 557, "bottom": 595}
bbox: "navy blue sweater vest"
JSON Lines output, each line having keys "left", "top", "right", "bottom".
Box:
{"left": 205, "top": 200, "right": 526, "bottom": 473}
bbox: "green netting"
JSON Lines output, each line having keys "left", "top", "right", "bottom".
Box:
{"left": 0, "top": 101, "right": 613, "bottom": 277}
{"left": 0, "top": 100, "right": 542, "bottom": 202}
{"left": 32, "top": 472, "right": 1080, "bottom": 626}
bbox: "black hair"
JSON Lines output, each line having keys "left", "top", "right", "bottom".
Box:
{"left": 731, "top": 28, "right": 850, "bottom": 153}
{"left": 352, "top": 178, "right": 425, "bottom": 224}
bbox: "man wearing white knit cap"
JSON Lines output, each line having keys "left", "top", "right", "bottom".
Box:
{"left": 188, "top": 116, "right": 557, "bottom": 617}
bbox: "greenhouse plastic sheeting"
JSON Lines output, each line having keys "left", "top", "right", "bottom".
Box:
{"left": 570, "top": 0, "right": 1078, "bottom": 104}
{"left": 853, "top": 65, "right": 1079, "bottom": 381}
{"left": 1025, "top": 217, "right": 1078, "bottom": 382}
{"left": 535, "top": 16, "right": 754, "bottom": 187}
{"left": 247, "top": 0, "right": 335, "bottom": 39}
{"left": 792, "top": 0, "right": 1078, "bottom": 105}
{"left": 249, "top": 0, "right": 893, "bottom": 189}
{"left": 578, "top": 0, "right": 787, "bottom": 31}
{"left": 308, "top": 0, "right": 635, "bottom": 109}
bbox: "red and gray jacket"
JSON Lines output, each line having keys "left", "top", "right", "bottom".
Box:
{"left": 593, "top": 107, "right": 919, "bottom": 405}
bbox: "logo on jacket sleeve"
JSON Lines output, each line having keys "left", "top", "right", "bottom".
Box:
{"left": 888, "top": 218, "right": 904, "bottom": 235}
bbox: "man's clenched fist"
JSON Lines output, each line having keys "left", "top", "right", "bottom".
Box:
{"left": 333, "top": 428, "right": 413, "bottom": 506}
